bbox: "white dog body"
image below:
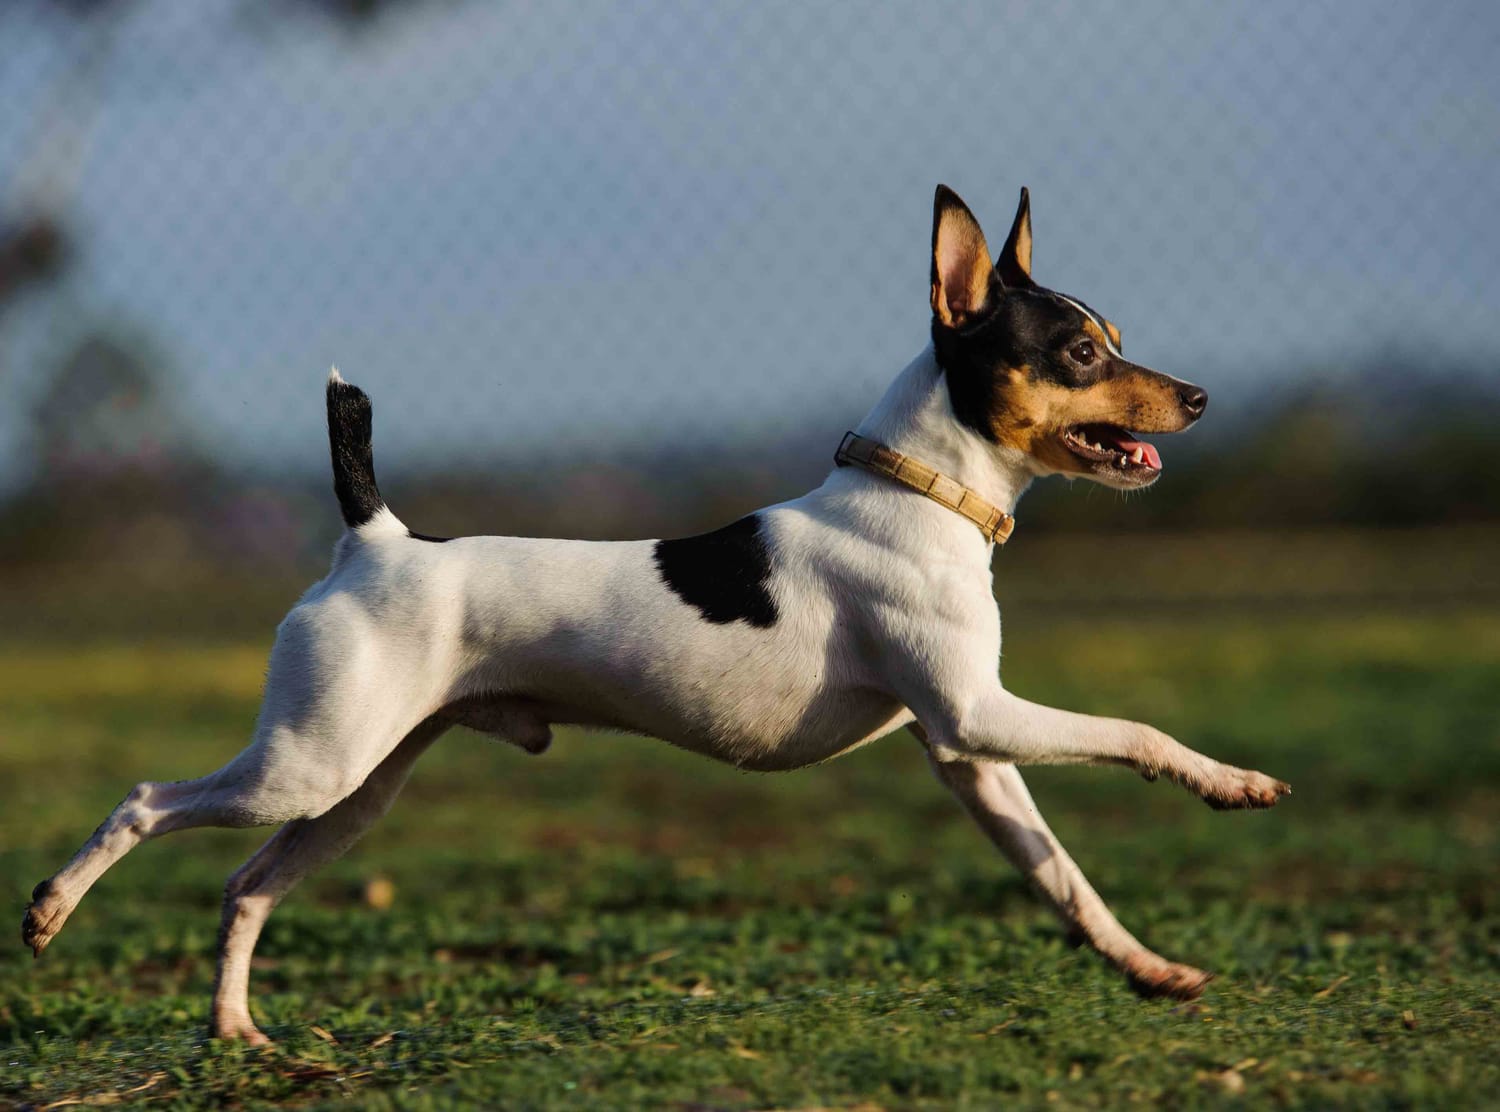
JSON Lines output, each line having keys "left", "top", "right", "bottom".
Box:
{"left": 23, "top": 188, "right": 1289, "bottom": 1044}
{"left": 284, "top": 351, "right": 993, "bottom": 781}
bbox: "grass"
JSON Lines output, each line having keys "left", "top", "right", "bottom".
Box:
{"left": 1, "top": 608, "right": 1497, "bottom": 1109}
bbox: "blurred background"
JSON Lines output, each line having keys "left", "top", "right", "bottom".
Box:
{"left": 2, "top": 7, "right": 1498, "bottom": 1102}
{"left": 1, "top": 0, "right": 1497, "bottom": 633}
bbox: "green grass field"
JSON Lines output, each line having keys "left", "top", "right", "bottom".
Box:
{"left": 2, "top": 608, "right": 1496, "bottom": 1109}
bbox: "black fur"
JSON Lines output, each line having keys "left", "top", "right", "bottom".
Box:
{"left": 934, "top": 288, "right": 1114, "bottom": 439}
{"left": 407, "top": 530, "right": 452, "bottom": 543}
{"left": 654, "top": 515, "right": 778, "bottom": 628}
{"left": 995, "top": 187, "right": 1037, "bottom": 290}
{"left": 930, "top": 187, "right": 1146, "bottom": 441}
{"left": 326, "top": 377, "right": 385, "bottom": 528}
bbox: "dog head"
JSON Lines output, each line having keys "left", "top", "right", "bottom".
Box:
{"left": 929, "top": 185, "right": 1206, "bottom": 489}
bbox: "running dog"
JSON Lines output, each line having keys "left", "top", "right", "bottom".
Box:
{"left": 23, "top": 186, "right": 1289, "bottom": 1044}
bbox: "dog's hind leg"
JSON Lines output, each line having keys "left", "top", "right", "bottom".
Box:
{"left": 211, "top": 720, "right": 445, "bottom": 1045}
{"left": 927, "top": 752, "right": 1213, "bottom": 1000}
{"left": 22, "top": 771, "right": 268, "bottom": 959}
{"left": 21, "top": 713, "right": 400, "bottom": 959}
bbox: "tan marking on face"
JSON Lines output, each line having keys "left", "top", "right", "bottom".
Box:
{"left": 1056, "top": 294, "right": 1123, "bottom": 358}
{"left": 985, "top": 365, "right": 1194, "bottom": 475}
{"left": 1079, "top": 317, "right": 1113, "bottom": 351}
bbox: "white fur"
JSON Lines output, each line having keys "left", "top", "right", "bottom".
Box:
{"left": 24, "top": 345, "right": 1287, "bottom": 1043}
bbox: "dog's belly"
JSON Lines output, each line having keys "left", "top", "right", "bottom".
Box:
{"left": 453, "top": 680, "right": 913, "bottom": 772}
{"left": 606, "top": 682, "right": 913, "bottom": 771}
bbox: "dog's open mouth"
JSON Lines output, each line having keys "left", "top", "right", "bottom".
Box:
{"left": 1062, "top": 424, "right": 1163, "bottom": 483}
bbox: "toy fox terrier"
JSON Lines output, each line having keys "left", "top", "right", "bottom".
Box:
{"left": 24, "top": 186, "right": 1289, "bottom": 1044}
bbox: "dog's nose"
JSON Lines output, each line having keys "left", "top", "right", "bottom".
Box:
{"left": 1179, "top": 384, "right": 1208, "bottom": 418}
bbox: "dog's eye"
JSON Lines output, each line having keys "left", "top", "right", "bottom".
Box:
{"left": 1070, "top": 340, "right": 1096, "bottom": 365}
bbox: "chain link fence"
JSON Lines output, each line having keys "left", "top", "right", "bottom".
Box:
{"left": 2, "top": 0, "right": 1497, "bottom": 632}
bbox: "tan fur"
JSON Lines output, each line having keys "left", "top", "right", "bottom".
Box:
{"left": 1010, "top": 209, "right": 1032, "bottom": 279}
{"left": 987, "top": 366, "right": 1191, "bottom": 476}
{"left": 1103, "top": 318, "right": 1122, "bottom": 350}
{"left": 932, "top": 207, "right": 993, "bottom": 328}
{"left": 1080, "top": 316, "right": 1113, "bottom": 351}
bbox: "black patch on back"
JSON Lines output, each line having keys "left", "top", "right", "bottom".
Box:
{"left": 653, "top": 515, "right": 778, "bottom": 628}
{"left": 407, "top": 530, "right": 452, "bottom": 543}
{"left": 933, "top": 286, "right": 1111, "bottom": 442}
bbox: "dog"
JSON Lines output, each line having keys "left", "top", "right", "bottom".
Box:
{"left": 22, "top": 186, "right": 1289, "bottom": 1044}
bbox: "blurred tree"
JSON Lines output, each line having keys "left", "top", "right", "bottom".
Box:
{"left": 31, "top": 332, "right": 207, "bottom": 480}
{"left": 0, "top": 328, "right": 227, "bottom": 569}
{"left": 0, "top": 216, "right": 67, "bottom": 308}
{"left": 252, "top": 0, "right": 446, "bottom": 31}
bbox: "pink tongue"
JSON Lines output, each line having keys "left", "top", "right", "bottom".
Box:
{"left": 1113, "top": 434, "right": 1162, "bottom": 470}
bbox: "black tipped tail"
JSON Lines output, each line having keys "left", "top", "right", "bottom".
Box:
{"left": 326, "top": 368, "right": 387, "bottom": 529}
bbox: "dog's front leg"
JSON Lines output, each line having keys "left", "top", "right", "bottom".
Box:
{"left": 924, "top": 750, "right": 1212, "bottom": 999}
{"left": 920, "top": 687, "right": 1289, "bottom": 810}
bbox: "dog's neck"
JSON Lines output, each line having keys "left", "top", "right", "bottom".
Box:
{"left": 853, "top": 346, "right": 1034, "bottom": 518}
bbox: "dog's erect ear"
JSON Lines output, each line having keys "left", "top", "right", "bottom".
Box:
{"left": 995, "top": 186, "right": 1036, "bottom": 289}
{"left": 931, "top": 185, "right": 995, "bottom": 328}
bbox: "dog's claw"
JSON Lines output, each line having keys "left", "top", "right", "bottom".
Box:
{"left": 22, "top": 908, "right": 49, "bottom": 957}
{"left": 1126, "top": 959, "right": 1215, "bottom": 1001}
{"left": 1203, "top": 768, "right": 1291, "bottom": 811}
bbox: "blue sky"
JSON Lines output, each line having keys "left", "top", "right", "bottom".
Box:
{"left": 1, "top": 0, "right": 1496, "bottom": 489}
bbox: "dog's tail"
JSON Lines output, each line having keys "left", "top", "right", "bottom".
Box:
{"left": 326, "top": 367, "right": 404, "bottom": 534}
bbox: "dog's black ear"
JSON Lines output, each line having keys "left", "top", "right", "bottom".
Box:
{"left": 931, "top": 185, "right": 995, "bottom": 328}
{"left": 996, "top": 187, "right": 1036, "bottom": 290}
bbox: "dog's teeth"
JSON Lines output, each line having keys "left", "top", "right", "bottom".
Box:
{"left": 1092, "top": 442, "right": 1103, "bottom": 452}
{"left": 1131, "top": 446, "right": 1145, "bottom": 465}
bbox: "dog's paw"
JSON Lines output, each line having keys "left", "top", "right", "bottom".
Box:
{"left": 212, "top": 1014, "right": 274, "bottom": 1047}
{"left": 21, "top": 879, "right": 68, "bottom": 957}
{"left": 1201, "top": 767, "right": 1291, "bottom": 811}
{"left": 1126, "top": 958, "right": 1214, "bottom": 1001}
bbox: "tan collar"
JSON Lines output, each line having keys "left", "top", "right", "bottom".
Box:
{"left": 835, "top": 431, "right": 1016, "bottom": 545}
